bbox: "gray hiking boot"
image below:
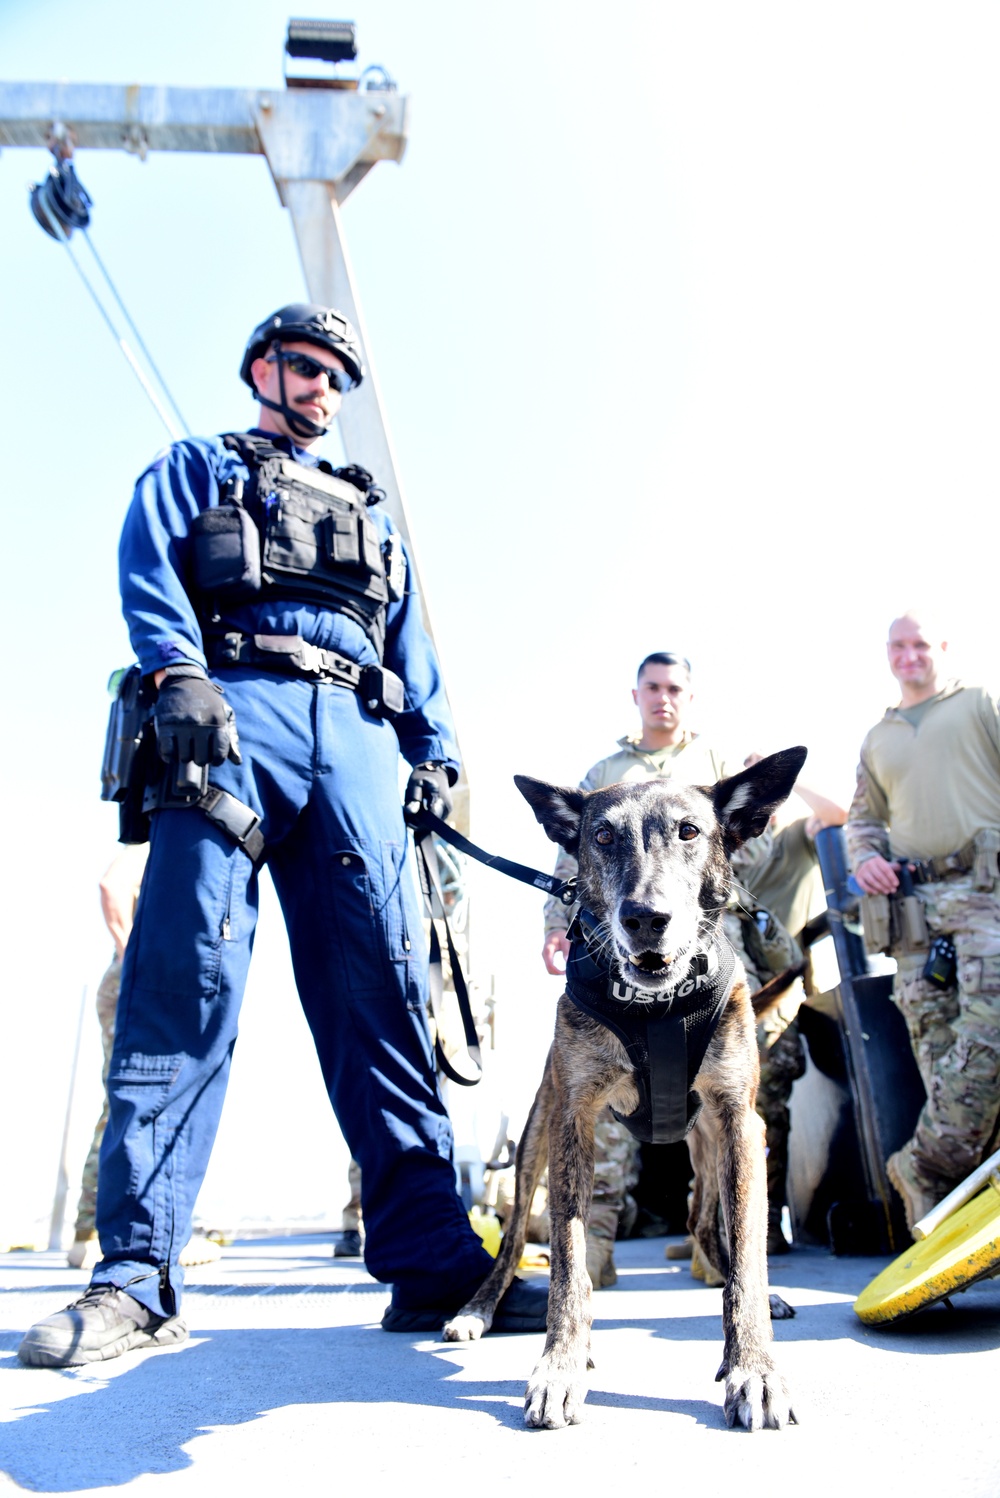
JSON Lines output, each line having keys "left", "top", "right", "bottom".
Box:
{"left": 17, "top": 1284, "right": 187, "bottom": 1368}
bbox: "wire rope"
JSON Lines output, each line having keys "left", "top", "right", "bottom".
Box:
{"left": 34, "top": 186, "right": 190, "bottom": 441}
{"left": 81, "top": 227, "right": 191, "bottom": 435}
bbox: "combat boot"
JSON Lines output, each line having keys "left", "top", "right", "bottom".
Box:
{"left": 67, "top": 1232, "right": 100, "bottom": 1271}
{"left": 334, "top": 1228, "right": 364, "bottom": 1258}
{"left": 585, "top": 1235, "right": 617, "bottom": 1289}
{"left": 18, "top": 1284, "right": 187, "bottom": 1368}
{"left": 767, "top": 1207, "right": 791, "bottom": 1255}
{"left": 887, "top": 1147, "right": 939, "bottom": 1236}
{"left": 690, "top": 1242, "right": 725, "bottom": 1287}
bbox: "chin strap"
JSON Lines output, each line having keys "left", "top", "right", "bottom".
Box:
{"left": 253, "top": 341, "right": 332, "bottom": 442}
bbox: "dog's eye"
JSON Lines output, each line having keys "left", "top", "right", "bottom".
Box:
{"left": 595, "top": 828, "right": 614, "bottom": 846}
{"left": 678, "top": 822, "right": 699, "bottom": 841}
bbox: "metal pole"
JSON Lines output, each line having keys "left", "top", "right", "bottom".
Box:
{"left": 282, "top": 177, "right": 470, "bottom": 835}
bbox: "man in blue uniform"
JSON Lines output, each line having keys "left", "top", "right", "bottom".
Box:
{"left": 19, "top": 304, "right": 545, "bottom": 1367}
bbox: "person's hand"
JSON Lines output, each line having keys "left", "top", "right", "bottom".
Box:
{"left": 153, "top": 668, "right": 241, "bottom": 767}
{"left": 403, "top": 763, "right": 453, "bottom": 823}
{"left": 542, "top": 930, "right": 572, "bottom": 975}
{"left": 854, "top": 854, "right": 900, "bottom": 895}
{"left": 99, "top": 844, "right": 150, "bottom": 958}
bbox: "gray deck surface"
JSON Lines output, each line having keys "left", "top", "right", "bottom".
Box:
{"left": 2, "top": 1235, "right": 999, "bottom": 1495}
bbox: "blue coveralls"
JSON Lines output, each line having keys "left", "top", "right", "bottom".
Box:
{"left": 95, "top": 431, "right": 493, "bottom": 1318}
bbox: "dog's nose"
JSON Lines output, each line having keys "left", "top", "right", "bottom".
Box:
{"left": 619, "top": 901, "right": 671, "bottom": 942}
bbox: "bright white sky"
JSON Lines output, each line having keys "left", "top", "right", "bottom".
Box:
{"left": 2, "top": 0, "right": 998, "bottom": 1242}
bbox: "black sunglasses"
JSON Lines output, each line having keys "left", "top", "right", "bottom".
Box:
{"left": 267, "top": 349, "right": 353, "bottom": 392}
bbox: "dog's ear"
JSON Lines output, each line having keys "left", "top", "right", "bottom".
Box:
{"left": 712, "top": 746, "right": 808, "bottom": 849}
{"left": 514, "top": 775, "right": 585, "bottom": 854}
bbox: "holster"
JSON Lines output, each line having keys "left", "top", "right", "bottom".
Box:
{"left": 890, "top": 862, "right": 928, "bottom": 951}
{"left": 859, "top": 892, "right": 892, "bottom": 955}
{"left": 100, "top": 665, "right": 156, "bottom": 844}
{"left": 897, "top": 892, "right": 930, "bottom": 952}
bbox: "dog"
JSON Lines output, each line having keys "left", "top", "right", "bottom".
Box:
{"left": 443, "top": 747, "right": 807, "bottom": 1431}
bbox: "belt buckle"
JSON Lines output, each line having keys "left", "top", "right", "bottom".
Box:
{"left": 291, "top": 640, "right": 326, "bottom": 677}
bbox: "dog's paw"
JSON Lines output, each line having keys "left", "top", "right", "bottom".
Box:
{"left": 721, "top": 1362, "right": 797, "bottom": 1431}
{"left": 768, "top": 1293, "right": 795, "bottom": 1320}
{"left": 524, "top": 1354, "right": 588, "bottom": 1429}
{"left": 442, "top": 1310, "right": 490, "bottom": 1342}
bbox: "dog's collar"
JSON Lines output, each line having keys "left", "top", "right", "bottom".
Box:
{"left": 565, "top": 908, "right": 734, "bottom": 1010}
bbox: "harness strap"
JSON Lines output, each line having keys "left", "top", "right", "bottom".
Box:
{"left": 406, "top": 808, "right": 577, "bottom": 905}
{"left": 563, "top": 916, "right": 738, "bottom": 1144}
{"left": 647, "top": 1009, "right": 690, "bottom": 1142}
{"left": 199, "top": 786, "right": 266, "bottom": 865}
{"left": 143, "top": 771, "right": 266, "bottom": 865}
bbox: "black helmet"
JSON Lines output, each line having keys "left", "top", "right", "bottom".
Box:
{"left": 240, "top": 303, "right": 365, "bottom": 391}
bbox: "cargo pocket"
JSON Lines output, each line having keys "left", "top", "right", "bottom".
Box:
{"left": 378, "top": 840, "right": 417, "bottom": 966}
{"left": 329, "top": 847, "right": 390, "bottom": 992}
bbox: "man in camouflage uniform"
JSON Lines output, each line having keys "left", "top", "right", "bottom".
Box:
{"left": 848, "top": 611, "right": 1000, "bottom": 1233}
{"left": 68, "top": 845, "right": 149, "bottom": 1270}
{"left": 540, "top": 652, "right": 806, "bottom": 1279}
{"left": 736, "top": 760, "right": 848, "bottom": 1252}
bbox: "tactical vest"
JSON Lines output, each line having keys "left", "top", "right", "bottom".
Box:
{"left": 565, "top": 911, "right": 738, "bottom": 1144}
{"left": 187, "top": 433, "right": 405, "bottom": 661}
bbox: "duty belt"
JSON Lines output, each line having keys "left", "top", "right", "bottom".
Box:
{"left": 205, "top": 631, "right": 404, "bottom": 716}
{"left": 904, "top": 841, "right": 977, "bottom": 885}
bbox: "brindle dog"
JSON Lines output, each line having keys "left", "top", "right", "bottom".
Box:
{"left": 443, "top": 747, "right": 807, "bottom": 1432}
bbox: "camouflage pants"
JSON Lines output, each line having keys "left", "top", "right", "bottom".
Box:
{"left": 588, "top": 1106, "right": 642, "bottom": 1243}
{"left": 724, "top": 910, "right": 806, "bottom": 1209}
{"left": 73, "top": 954, "right": 121, "bottom": 1238}
{"left": 892, "top": 873, "right": 1000, "bottom": 1194}
{"left": 342, "top": 1157, "right": 363, "bottom": 1232}
{"left": 757, "top": 1016, "right": 806, "bottom": 1208}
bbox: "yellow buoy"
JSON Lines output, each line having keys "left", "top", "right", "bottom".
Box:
{"left": 854, "top": 1176, "right": 1000, "bottom": 1325}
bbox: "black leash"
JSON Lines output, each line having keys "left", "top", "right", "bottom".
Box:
{"left": 413, "top": 832, "right": 483, "bottom": 1087}
{"left": 408, "top": 810, "right": 577, "bottom": 1088}
{"left": 407, "top": 809, "right": 577, "bottom": 905}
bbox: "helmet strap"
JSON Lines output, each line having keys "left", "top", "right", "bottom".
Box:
{"left": 252, "top": 341, "right": 332, "bottom": 443}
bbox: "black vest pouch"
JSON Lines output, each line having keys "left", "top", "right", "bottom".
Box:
{"left": 323, "top": 509, "right": 383, "bottom": 582}
{"left": 189, "top": 505, "right": 262, "bottom": 596}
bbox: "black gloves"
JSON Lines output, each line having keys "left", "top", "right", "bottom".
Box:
{"left": 153, "top": 665, "right": 242, "bottom": 768}
{"left": 404, "top": 762, "right": 453, "bottom": 824}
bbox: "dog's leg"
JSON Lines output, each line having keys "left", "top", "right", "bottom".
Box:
{"left": 524, "top": 1052, "right": 601, "bottom": 1429}
{"left": 443, "top": 1058, "right": 554, "bottom": 1342}
{"left": 701, "top": 1001, "right": 796, "bottom": 1432}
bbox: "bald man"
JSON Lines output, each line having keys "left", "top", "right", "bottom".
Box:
{"left": 847, "top": 611, "right": 1000, "bottom": 1233}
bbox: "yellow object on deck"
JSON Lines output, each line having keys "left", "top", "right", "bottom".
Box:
{"left": 467, "top": 1211, "right": 502, "bottom": 1258}
{"left": 854, "top": 1176, "right": 1000, "bottom": 1325}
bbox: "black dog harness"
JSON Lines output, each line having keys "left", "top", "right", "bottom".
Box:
{"left": 565, "top": 911, "right": 738, "bottom": 1144}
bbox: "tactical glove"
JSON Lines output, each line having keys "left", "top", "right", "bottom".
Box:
{"left": 153, "top": 666, "right": 242, "bottom": 768}
{"left": 404, "top": 762, "right": 453, "bottom": 824}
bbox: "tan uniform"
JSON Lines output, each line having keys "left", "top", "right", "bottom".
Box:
{"left": 847, "top": 680, "right": 1000, "bottom": 1196}
{"left": 72, "top": 956, "right": 122, "bottom": 1239}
